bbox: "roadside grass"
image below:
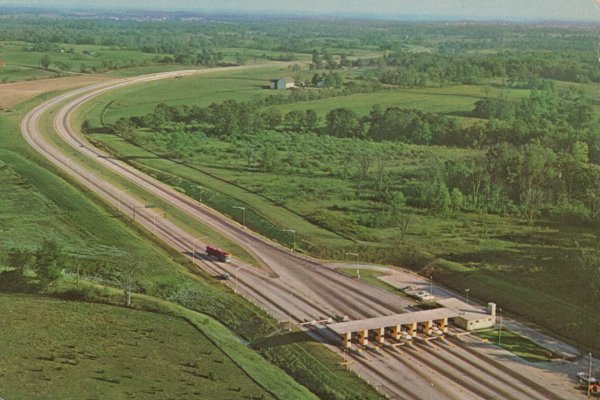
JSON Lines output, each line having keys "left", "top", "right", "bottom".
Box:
{"left": 474, "top": 328, "right": 557, "bottom": 363}
{"left": 83, "top": 131, "right": 354, "bottom": 251}
{"left": 338, "top": 268, "right": 402, "bottom": 295}
{"left": 1, "top": 93, "right": 386, "bottom": 399}
{"left": 0, "top": 293, "right": 283, "bottom": 400}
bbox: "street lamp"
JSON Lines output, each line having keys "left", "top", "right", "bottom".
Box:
{"left": 132, "top": 205, "right": 144, "bottom": 221}
{"left": 498, "top": 307, "right": 503, "bottom": 346}
{"left": 287, "top": 291, "right": 294, "bottom": 331}
{"left": 133, "top": 203, "right": 159, "bottom": 221}
{"left": 588, "top": 353, "right": 594, "bottom": 397}
{"left": 88, "top": 171, "right": 99, "bottom": 183}
{"left": 152, "top": 210, "right": 167, "bottom": 234}
{"left": 465, "top": 288, "right": 470, "bottom": 305}
{"left": 233, "top": 206, "right": 246, "bottom": 227}
{"left": 114, "top": 188, "right": 131, "bottom": 213}
{"left": 430, "top": 276, "right": 434, "bottom": 296}
{"left": 234, "top": 264, "right": 250, "bottom": 294}
{"left": 283, "top": 229, "right": 296, "bottom": 251}
{"left": 345, "top": 252, "right": 360, "bottom": 279}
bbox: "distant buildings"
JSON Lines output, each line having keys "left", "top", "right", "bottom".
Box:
{"left": 270, "top": 77, "right": 295, "bottom": 90}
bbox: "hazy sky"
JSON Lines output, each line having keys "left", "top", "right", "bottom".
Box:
{"left": 2, "top": 0, "right": 600, "bottom": 21}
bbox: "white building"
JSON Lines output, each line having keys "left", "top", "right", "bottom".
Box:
{"left": 437, "top": 298, "right": 497, "bottom": 331}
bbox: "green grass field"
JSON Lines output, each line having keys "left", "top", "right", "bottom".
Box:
{"left": 270, "top": 84, "right": 529, "bottom": 124}
{"left": 88, "top": 67, "right": 298, "bottom": 126}
{"left": 338, "top": 268, "right": 403, "bottom": 295}
{"left": 0, "top": 41, "right": 162, "bottom": 82}
{"left": 474, "top": 328, "right": 557, "bottom": 363}
{"left": 0, "top": 293, "right": 282, "bottom": 400}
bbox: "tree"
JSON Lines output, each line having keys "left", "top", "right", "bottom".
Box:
{"left": 399, "top": 215, "right": 411, "bottom": 243}
{"left": 113, "top": 258, "right": 144, "bottom": 307}
{"left": 7, "top": 248, "right": 33, "bottom": 276}
{"left": 356, "top": 152, "right": 373, "bottom": 180}
{"left": 450, "top": 188, "right": 465, "bottom": 213}
{"left": 262, "top": 108, "right": 282, "bottom": 130}
{"left": 388, "top": 191, "right": 406, "bottom": 224}
{"left": 304, "top": 109, "right": 319, "bottom": 133}
{"left": 33, "top": 239, "right": 65, "bottom": 282}
{"left": 39, "top": 54, "right": 51, "bottom": 69}
{"left": 326, "top": 108, "right": 360, "bottom": 138}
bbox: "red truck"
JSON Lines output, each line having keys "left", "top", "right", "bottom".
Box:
{"left": 206, "top": 246, "right": 231, "bottom": 263}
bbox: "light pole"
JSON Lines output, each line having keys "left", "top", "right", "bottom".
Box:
{"left": 465, "top": 288, "right": 470, "bottom": 305}
{"left": 88, "top": 171, "right": 99, "bottom": 183}
{"left": 283, "top": 229, "right": 296, "bottom": 251}
{"left": 430, "top": 276, "right": 434, "bottom": 296}
{"left": 115, "top": 188, "right": 131, "bottom": 213}
{"left": 234, "top": 264, "right": 249, "bottom": 294}
{"left": 152, "top": 210, "right": 166, "bottom": 234}
{"left": 233, "top": 206, "right": 246, "bottom": 227}
{"left": 133, "top": 203, "right": 158, "bottom": 221}
{"left": 132, "top": 205, "right": 144, "bottom": 221}
{"left": 498, "top": 307, "right": 503, "bottom": 346}
{"left": 589, "top": 352, "right": 593, "bottom": 397}
{"left": 287, "top": 291, "right": 294, "bottom": 331}
{"left": 345, "top": 252, "right": 360, "bottom": 279}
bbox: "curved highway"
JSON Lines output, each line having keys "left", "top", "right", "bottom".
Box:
{"left": 20, "top": 67, "right": 582, "bottom": 400}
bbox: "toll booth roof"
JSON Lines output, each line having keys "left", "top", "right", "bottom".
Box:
{"left": 327, "top": 308, "right": 459, "bottom": 335}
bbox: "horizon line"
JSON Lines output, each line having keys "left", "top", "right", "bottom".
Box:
{"left": 0, "top": 4, "right": 598, "bottom": 24}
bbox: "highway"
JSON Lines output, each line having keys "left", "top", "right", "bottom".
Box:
{"left": 20, "top": 67, "right": 585, "bottom": 400}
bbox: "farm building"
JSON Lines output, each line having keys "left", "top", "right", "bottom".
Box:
{"left": 270, "top": 77, "right": 295, "bottom": 90}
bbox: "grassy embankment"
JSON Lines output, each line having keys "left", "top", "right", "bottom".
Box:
{"left": 80, "top": 68, "right": 600, "bottom": 353}
{"left": 0, "top": 93, "right": 385, "bottom": 399}
{"left": 0, "top": 293, "right": 283, "bottom": 400}
{"left": 474, "top": 328, "right": 558, "bottom": 363}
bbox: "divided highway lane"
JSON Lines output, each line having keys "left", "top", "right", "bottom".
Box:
{"left": 22, "top": 68, "right": 582, "bottom": 400}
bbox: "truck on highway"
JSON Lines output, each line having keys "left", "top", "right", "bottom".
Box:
{"left": 206, "top": 246, "right": 231, "bottom": 263}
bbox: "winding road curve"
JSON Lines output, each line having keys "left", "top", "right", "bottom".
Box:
{"left": 20, "top": 67, "right": 583, "bottom": 400}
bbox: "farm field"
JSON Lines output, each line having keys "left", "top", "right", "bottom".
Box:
{"left": 0, "top": 75, "right": 112, "bottom": 110}
{"left": 87, "top": 67, "right": 301, "bottom": 126}
{"left": 81, "top": 66, "right": 600, "bottom": 353}
{"left": 270, "top": 84, "right": 529, "bottom": 123}
{"left": 0, "top": 294, "right": 279, "bottom": 400}
{"left": 0, "top": 41, "right": 161, "bottom": 83}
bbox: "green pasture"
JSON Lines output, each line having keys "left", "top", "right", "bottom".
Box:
{"left": 92, "top": 67, "right": 296, "bottom": 125}
{"left": 270, "top": 84, "right": 529, "bottom": 123}
{"left": 0, "top": 41, "right": 160, "bottom": 82}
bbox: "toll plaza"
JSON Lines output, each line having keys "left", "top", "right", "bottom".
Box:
{"left": 328, "top": 308, "right": 459, "bottom": 348}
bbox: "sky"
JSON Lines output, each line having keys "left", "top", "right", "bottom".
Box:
{"left": 2, "top": 0, "right": 600, "bottom": 21}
